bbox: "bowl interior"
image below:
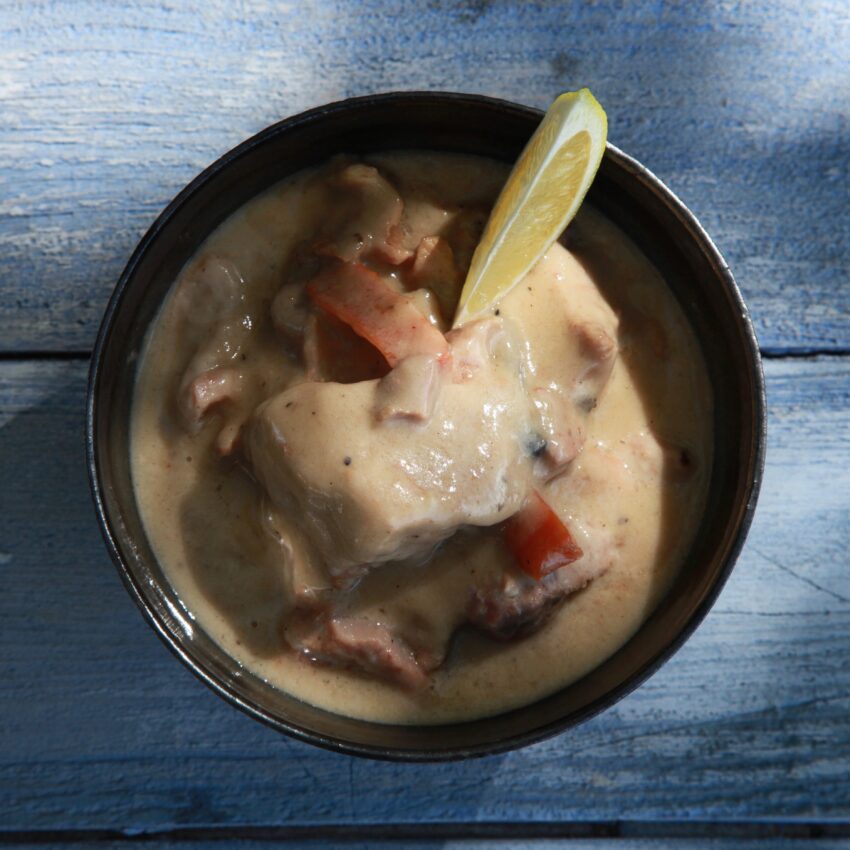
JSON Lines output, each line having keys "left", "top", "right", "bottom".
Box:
{"left": 89, "top": 93, "right": 764, "bottom": 760}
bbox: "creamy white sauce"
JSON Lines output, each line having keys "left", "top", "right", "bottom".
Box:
{"left": 131, "top": 152, "right": 712, "bottom": 724}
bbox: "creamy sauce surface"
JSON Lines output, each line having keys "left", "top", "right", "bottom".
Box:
{"left": 131, "top": 151, "right": 712, "bottom": 724}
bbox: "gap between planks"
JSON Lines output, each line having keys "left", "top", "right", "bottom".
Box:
{"left": 0, "top": 351, "right": 90, "bottom": 361}
{"left": 4, "top": 820, "right": 850, "bottom": 844}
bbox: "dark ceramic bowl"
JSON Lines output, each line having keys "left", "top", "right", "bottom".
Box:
{"left": 87, "top": 92, "right": 765, "bottom": 760}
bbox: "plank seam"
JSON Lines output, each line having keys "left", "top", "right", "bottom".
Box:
{"left": 3, "top": 821, "right": 850, "bottom": 843}
{"left": 761, "top": 348, "right": 850, "bottom": 359}
{"left": 0, "top": 351, "right": 90, "bottom": 361}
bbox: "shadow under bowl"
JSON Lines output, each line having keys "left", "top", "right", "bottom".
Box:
{"left": 86, "top": 92, "right": 766, "bottom": 761}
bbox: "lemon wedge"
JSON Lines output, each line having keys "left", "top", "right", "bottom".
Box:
{"left": 452, "top": 89, "right": 608, "bottom": 327}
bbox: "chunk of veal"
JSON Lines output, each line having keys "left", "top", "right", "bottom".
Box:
{"left": 246, "top": 317, "right": 534, "bottom": 585}
{"left": 270, "top": 281, "right": 310, "bottom": 344}
{"left": 172, "top": 255, "right": 256, "bottom": 451}
{"left": 467, "top": 541, "right": 611, "bottom": 640}
{"left": 405, "top": 287, "right": 446, "bottom": 331}
{"left": 283, "top": 614, "right": 432, "bottom": 690}
{"left": 409, "top": 235, "right": 462, "bottom": 320}
{"left": 373, "top": 353, "right": 441, "bottom": 422}
{"left": 178, "top": 367, "right": 244, "bottom": 434}
{"left": 500, "top": 247, "right": 620, "bottom": 480}
{"left": 172, "top": 253, "right": 247, "bottom": 331}
{"left": 313, "top": 163, "right": 412, "bottom": 265}
{"left": 306, "top": 261, "right": 449, "bottom": 367}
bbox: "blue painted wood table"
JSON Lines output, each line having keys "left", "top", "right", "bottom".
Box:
{"left": 1, "top": 1, "right": 848, "bottom": 846}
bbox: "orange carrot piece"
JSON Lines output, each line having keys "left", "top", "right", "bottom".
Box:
{"left": 306, "top": 262, "right": 448, "bottom": 368}
{"left": 504, "top": 490, "right": 583, "bottom": 580}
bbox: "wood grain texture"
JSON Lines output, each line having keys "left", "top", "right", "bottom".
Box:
{"left": 1, "top": 357, "right": 848, "bottom": 832}
{"left": 1, "top": 0, "right": 848, "bottom": 354}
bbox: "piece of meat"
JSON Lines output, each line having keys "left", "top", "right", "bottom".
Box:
{"left": 172, "top": 254, "right": 247, "bottom": 330}
{"left": 572, "top": 320, "right": 618, "bottom": 406}
{"left": 529, "top": 387, "right": 586, "bottom": 480}
{"left": 271, "top": 281, "right": 310, "bottom": 344}
{"left": 467, "top": 534, "right": 612, "bottom": 640}
{"left": 445, "top": 314, "right": 517, "bottom": 383}
{"left": 527, "top": 318, "right": 616, "bottom": 477}
{"left": 373, "top": 354, "right": 442, "bottom": 422}
{"left": 499, "top": 250, "right": 620, "bottom": 480}
{"left": 171, "top": 255, "right": 260, "bottom": 452}
{"left": 261, "top": 502, "right": 335, "bottom": 612}
{"left": 367, "top": 175, "right": 455, "bottom": 259}
{"left": 178, "top": 367, "right": 244, "bottom": 434}
{"left": 214, "top": 419, "right": 244, "bottom": 457}
{"left": 313, "top": 164, "right": 412, "bottom": 265}
{"left": 282, "top": 595, "right": 436, "bottom": 690}
{"left": 405, "top": 287, "right": 446, "bottom": 330}
{"left": 287, "top": 615, "right": 431, "bottom": 689}
{"left": 442, "top": 206, "right": 489, "bottom": 275}
{"left": 246, "top": 317, "right": 534, "bottom": 585}
{"left": 369, "top": 224, "right": 414, "bottom": 265}
{"left": 409, "top": 236, "right": 462, "bottom": 320}
{"left": 173, "top": 255, "right": 254, "bottom": 398}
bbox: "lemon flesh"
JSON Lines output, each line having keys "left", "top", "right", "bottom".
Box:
{"left": 452, "top": 89, "right": 608, "bottom": 327}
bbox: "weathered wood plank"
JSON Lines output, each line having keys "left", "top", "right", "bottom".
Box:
{"left": 0, "top": 1, "right": 848, "bottom": 353}
{"left": 0, "top": 357, "right": 848, "bottom": 831}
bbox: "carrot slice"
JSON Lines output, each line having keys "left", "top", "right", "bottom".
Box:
{"left": 504, "top": 490, "right": 583, "bottom": 580}
{"left": 306, "top": 262, "right": 448, "bottom": 367}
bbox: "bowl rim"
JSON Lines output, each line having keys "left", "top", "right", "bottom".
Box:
{"left": 86, "top": 90, "right": 767, "bottom": 761}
